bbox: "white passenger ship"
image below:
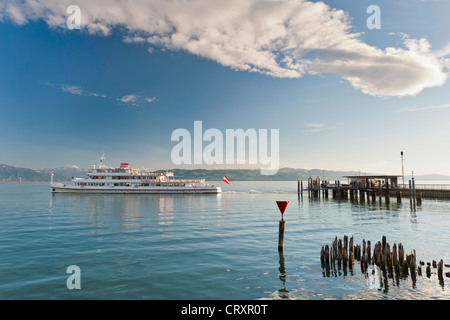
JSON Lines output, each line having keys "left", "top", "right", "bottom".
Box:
{"left": 50, "top": 156, "right": 221, "bottom": 194}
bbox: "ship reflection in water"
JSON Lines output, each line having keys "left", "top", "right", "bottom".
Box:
{"left": 50, "top": 193, "right": 222, "bottom": 225}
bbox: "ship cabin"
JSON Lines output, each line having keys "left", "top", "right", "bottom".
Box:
{"left": 72, "top": 163, "right": 202, "bottom": 188}
{"left": 343, "top": 175, "right": 402, "bottom": 189}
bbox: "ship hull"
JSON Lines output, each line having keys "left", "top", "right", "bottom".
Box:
{"left": 51, "top": 185, "right": 221, "bottom": 194}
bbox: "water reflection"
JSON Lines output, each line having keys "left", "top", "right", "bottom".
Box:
{"left": 321, "top": 256, "right": 419, "bottom": 294}
{"left": 277, "top": 250, "right": 290, "bottom": 299}
{"left": 49, "top": 193, "right": 221, "bottom": 225}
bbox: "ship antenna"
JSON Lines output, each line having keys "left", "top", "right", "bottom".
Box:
{"left": 99, "top": 152, "right": 105, "bottom": 168}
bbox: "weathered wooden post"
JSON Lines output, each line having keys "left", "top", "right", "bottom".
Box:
{"left": 308, "top": 178, "right": 311, "bottom": 198}
{"left": 438, "top": 259, "right": 444, "bottom": 286}
{"left": 276, "top": 201, "right": 289, "bottom": 252}
{"left": 301, "top": 180, "right": 303, "bottom": 200}
{"left": 385, "top": 180, "right": 390, "bottom": 203}
{"left": 409, "top": 250, "right": 416, "bottom": 283}
{"left": 426, "top": 262, "right": 431, "bottom": 278}
{"left": 379, "top": 182, "right": 382, "bottom": 204}
{"left": 381, "top": 236, "right": 387, "bottom": 270}
{"left": 392, "top": 243, "right": 398, "bottom": 275}
{"left": 386, "top": 242, "right": 393, "bottom": 276}
{"left": 336, "top": 180, "right": 341, "bottom": 199}
{"left": 398, "top": 243, "right": 404, "bottom": 265}
{"left": 278, "top": 220, "right": 285, "bottom": 252}
{"left": 409, "top": 180, "right": 412, "bottom": 205}
{"left": 317, "top": 177, "right": 321, "bottom": 199}
{"left": 349, "top": 236, "right": 353, "bottom": 261}
{"left": 343, "top": 235, "right": 348, "bottom": 269}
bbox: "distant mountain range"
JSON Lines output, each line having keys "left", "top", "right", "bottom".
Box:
{"left": 1, "top": 164, "right": 450, "bottom": 182}
{"left": 0, "top": 164, "right": 86, "bottom": 182}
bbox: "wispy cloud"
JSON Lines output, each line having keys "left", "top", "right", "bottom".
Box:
{"left": 398, "top": 103, "right": 450, "bottom": 112}
{"left": 117, "top": 94, "right": 157, "bottom": 106}
{"left": 6, "top": 0, "right": 449, "bottom": 97}
{"left": 304, "top": 123, "right": 325, "bottom": 128}
{"left": 61, "top": 85, "right": 83, "bottom": 95}
{"left": 119, "top": 94, "right": 138, "bottom": 103}
{"left": 60, "top": 84, "right": 103, "bottom": 97}
{"left": 303, "top": 122, "right": 344, "bottom": 133}
{"left": 42, "top": 82, "right": 156, "bottom": 106}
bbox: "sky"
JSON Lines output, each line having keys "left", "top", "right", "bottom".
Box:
{"left": 0, "top": 0, "right": 450, "bottom": 176}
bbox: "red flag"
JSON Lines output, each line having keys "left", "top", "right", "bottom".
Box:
{"left": 222, "top": 175, "right": 230, "bottom": 184}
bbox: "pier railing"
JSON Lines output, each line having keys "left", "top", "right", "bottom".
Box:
{"left": 302, "top": 177, "right": 450, "bottom": 200}
{"left": 398, "top": 184, "right": 450, "bottom": 191}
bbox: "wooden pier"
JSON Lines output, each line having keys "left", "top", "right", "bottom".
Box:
{"left": 300, "top": 175, "right": 450, "bottom": 202}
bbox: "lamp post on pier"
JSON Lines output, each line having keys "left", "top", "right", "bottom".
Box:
{"left": 401, "top": 151, "right": 405, "bottom": 186}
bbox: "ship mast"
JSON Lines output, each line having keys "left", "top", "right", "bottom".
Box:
{"left": 98, "top": 152, "right": 106, "bottom": 168}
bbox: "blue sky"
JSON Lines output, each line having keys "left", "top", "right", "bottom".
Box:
{"left": 0, "top": 0, "right": 449, "bottom": 176}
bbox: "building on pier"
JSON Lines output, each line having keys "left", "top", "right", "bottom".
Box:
{"left": 343, "top": 175, "right": 401, "bottom": 189}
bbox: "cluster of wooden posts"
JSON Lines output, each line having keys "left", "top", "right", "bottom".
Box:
{"left": 320, "top": 235, "right": 449, "bottom": 287}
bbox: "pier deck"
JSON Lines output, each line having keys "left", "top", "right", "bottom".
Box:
{"left": 302, "top": 175, "right": 450, "bottom": 200}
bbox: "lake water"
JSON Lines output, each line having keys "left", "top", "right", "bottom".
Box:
{"left": 1, "top": 181, "right": 450, "bottom": 300}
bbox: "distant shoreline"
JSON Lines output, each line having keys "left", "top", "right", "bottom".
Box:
{"left": 2, "top": 164, "right": 450, "bottom": 183}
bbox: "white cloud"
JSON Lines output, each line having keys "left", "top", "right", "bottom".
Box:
{"left": 119, "top": 94, "right": 156, "bottom": 106}
{"left": 398, "top": 103, "right": 450, "bottom": 112}
{"left": 61, "top": 85, "right": 83, "bottom": 95}
{"left": 4, "top": 0, "right": 450, "bottom": 97}
{"left": 59, "top": 84, "right": 101, "bottom": 97}
{"left": 305, "top": 123, "right": 325, "bottom": 128}
{"left": 123, "top": 35, "right": 147, "bottom": 44}
{"left": 42, "top": 82, "right": 155, "bottom": 106}
{"left": 3, "top": 3, "right": 27, "bottom": 25}
{"left": 303, "top": 122, "right": 344, "bottom": 133}
{"left": 119, "top": 94, "right": 138, "bottom": 103}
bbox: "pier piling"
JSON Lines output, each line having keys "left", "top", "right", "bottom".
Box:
{"left": 306, "top": 174, "right": 450, "bottom": 203}
{"left": 320, "top": 235, "right": 449, "bottom": 288}
{"left": 275, "top": 201, "right": 289, "bottom": 252}
{"left": 278, "top": 220, "right": 285, "bottom": 252}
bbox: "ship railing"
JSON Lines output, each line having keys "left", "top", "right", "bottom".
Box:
{"left": 170, "top": 179, "right": 206, "bottom": 183}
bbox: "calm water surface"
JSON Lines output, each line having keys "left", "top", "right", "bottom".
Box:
{"left": 1, "top": 181, "right": 450, "bottom": 300}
